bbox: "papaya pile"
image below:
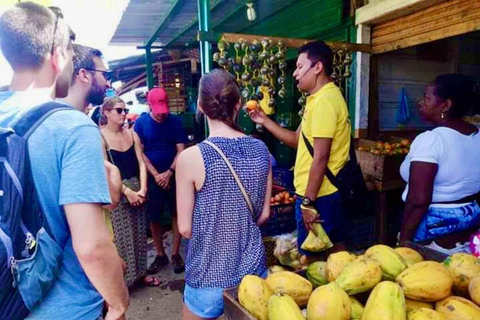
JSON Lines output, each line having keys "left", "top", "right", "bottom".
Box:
{"left": 237, "top": 245, "right": 480, "bottom": 320}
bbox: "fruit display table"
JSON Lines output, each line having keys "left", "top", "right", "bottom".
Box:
{"left": 223, "top": 242, "right": 448, "bottom": 320}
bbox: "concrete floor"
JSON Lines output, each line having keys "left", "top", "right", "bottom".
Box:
{"left": 126, "top": 232, "right": 226, "bottom": 320}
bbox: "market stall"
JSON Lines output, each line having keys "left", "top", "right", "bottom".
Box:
{"left": 353, "top": 0, "right": 480, "bottom": 246}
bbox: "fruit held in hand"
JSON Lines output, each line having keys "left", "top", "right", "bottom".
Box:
{"left": 246, "top": 100, "right": 258, "bottom": 111}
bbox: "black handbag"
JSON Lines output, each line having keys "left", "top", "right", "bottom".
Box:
{"left": 301, "top": 132, "right": 367, "bottom": 207}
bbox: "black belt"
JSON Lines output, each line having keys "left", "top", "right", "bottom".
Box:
{"left": 432, "top": 193, "right": 479, "bottom": 205}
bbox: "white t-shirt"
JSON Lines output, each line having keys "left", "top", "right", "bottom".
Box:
{"left": 400, "top": 127, "right": 480, "bottom": 203}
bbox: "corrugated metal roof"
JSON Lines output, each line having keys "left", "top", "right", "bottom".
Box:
{"left": 110, "top": 0, "right": 220, "bottom": 46}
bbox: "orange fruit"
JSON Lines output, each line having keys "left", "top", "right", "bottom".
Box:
{"left": 246, "top": 100, "right": 258, "bottom": 111}
{"left": 401, "top": 139, "right": 411, "bottom": 147}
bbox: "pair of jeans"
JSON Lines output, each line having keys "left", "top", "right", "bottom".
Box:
{"left": 183, "top": 270, "right": 267, "bottom": 318}
{"left": 414, "top": 201, "right": 480, "bottom": 242}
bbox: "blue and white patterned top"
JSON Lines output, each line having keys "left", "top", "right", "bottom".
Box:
{"left": 186, "top": 137, "right": 270, "bottom": 289}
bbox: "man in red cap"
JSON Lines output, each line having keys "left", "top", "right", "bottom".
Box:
{"left": 134, "top": 87, "right": 187, "bottom": 274}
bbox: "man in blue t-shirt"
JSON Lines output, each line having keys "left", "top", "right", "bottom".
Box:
{"left": 134, "top": 87, "right": 187, "bottom": 274}
{"left": 0, "top": 3, "right": 128, "bottom": 319}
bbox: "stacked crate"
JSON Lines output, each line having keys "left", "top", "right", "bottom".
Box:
{"left": 158, "top": 69, "right": 187, "bottom": 114}
{"left": 165, "top": 87, "right": 186, "bottom": 113}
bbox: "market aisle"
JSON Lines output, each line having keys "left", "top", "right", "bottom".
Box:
{"left": 126, "top": 232, "right": 227, "bottom": 320}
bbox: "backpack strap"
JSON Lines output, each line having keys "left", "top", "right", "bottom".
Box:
{"left": 13, "top": 102, "right": 73, "bottom": 139}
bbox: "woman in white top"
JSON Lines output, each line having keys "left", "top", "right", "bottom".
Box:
{"left": 399, "top": 74, "right": 480, "bottom": 243}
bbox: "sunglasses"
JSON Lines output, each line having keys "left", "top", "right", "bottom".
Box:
{"left": 49, "top": 7, "right": 64, "bottom": 55}
{"left": 113, "top": 108, "right": 129, "bottom": 115}
{"left": 85, "top": 68, "right": 114, "bottom": 81}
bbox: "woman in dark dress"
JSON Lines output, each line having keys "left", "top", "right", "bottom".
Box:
{"left": 101, "top": 96, "right": 159, "bottom": 287}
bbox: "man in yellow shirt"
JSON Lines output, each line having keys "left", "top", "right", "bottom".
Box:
{"left": 249, "top": 41, "right": 350, "bottom": 255}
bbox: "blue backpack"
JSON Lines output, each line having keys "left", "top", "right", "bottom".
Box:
{"left": 0, "top": 102, "right": 70, "bottom": 319}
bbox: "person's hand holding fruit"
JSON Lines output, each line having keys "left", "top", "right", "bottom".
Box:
{"left": 246, "top": 100, "right": 268, "bottom": 125}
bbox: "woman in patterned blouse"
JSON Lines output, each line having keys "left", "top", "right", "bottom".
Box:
{"left": 176, "top": 69, "right": 272, "bottom": 320}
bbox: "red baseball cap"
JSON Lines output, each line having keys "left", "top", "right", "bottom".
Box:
{"left": 147, "top": 87, "right": 169, "bottom": 114}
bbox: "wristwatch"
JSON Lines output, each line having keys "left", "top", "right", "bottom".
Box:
{"left": 302, "top": 196, "right": 315, "bottom": 207}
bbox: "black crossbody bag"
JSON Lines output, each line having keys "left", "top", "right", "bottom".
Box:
{"left": 302, "top": 132, "right": 367, "bottom": 206}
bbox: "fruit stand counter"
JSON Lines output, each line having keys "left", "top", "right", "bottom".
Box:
{"left": 223, "top": 242, "right": 448, "bottom": 320}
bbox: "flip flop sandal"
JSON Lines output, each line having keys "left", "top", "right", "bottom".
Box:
{"left": 140, "top": 276, "right": 161, "bottom": 287}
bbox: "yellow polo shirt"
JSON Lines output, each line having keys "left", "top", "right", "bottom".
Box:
{"left": 294, "top": 82, "right": 351, "bottom": 198}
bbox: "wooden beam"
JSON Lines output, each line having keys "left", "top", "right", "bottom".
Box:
{"left": 368, "top": 55, "right": 379, "bottom": 139}
{"left": 373, "top": 0, "right": 467, "bottom": 37}
{"left": 145, "top": 0, "right": 183, "bottom": 47}
{"left": 220, "top": 33, "right": 372, "bottom": 53}
{"left": 355, "top": 25, "right": 371, "bottom": 136}
{"left": 372, "top": 3, "right": 480, "bottom": 46}
{"left": 355, "top": 0, "right": 447, "bottom": 26}
{"left": 372, "top": 16, "right": 480, "bottom": 54}
{"left": 118, "top": 71, "right": 147, "bottom": 96}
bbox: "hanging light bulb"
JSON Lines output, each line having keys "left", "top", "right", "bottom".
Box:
{"left": 247, "top": 2, "right": 256, "bottom": 21}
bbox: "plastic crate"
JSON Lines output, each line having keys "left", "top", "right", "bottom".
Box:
{"left": 272, "top": 167, "right": 294, "bottom": 190}
{"left": 260, "top": 202, "right": 296, "bottom": 237}
{"left": 262, "top": 236, "right": 278, "bottom": 266}
{"left": 343, "top": 216, "right": 375, "bottom": 250}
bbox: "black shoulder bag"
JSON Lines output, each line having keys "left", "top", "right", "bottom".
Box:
{"left": 301, "top": 132, "right": 367, "bottom": 209}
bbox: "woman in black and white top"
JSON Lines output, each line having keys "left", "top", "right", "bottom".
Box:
{"left": 399, "top": 74, "right": 480, "bottom": 243}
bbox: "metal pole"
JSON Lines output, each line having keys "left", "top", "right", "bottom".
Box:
{"left": 145, "top": 46, "right": 154, "bottom": 89}
{"left": 197, "top": 0, "right": 212, "bottom": 75}
{"left": 197, "top": 0, "right": 212, "bottom": 136}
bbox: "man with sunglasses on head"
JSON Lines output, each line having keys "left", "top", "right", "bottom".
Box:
{"left": 0, "top": 2, "right": 128, "bottom": 320}
{"left": 249, "top": 41, "right": 351, "bottom": 262}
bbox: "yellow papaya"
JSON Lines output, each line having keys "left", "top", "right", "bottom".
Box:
{"left": 307, "top": 282, "right": 351, "bottom": 320}
{"left": 306, "top": 261, "right": 328, "bottom": 288}
{"left": 443, "top": 253, "right": 480, "bottom": 297}
{"left": 468, "top": 276, "right": 480, "bottom": 305}
{"left": 268, "top": 293, "right": 305, "bottom": 320}
{"left": 268, "top": 265, "right": 286, "bottom": 276}
{"left": 301, "top": 223, "right": 333, "bottom": 252}
{"left": 365, "top": 245, "right": 408, "bottom": 281}
{"left": 435, "top": 296, "right": 480, "bottom": 320}
{"left": 350, "top": 297, "right": 364, "bottom": 320}
{"left": 361, "top": 281, "right": 406, "bottom": 320}
{"left": 396, "top": 261, "right": 452, "bottom": 302}
{"left": 335, "top": 258, "right": 382, "bottom": 295}
{"left": 394, "top": 247, "right": 424, "bottom": 267}
{"left": 265, "top": 271, "right": 312, "bottom": 306}
{"left": 405, "top": 299, "right": 433, "bottom": 313}
{"left": 407, "top": 308, "right": 446, "bottom": 320}
{"left": 326, "top": 251, "right": 357, "bottom": 282}
{"left": 238, "top": 275, "right": 273, "bottom": 320}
